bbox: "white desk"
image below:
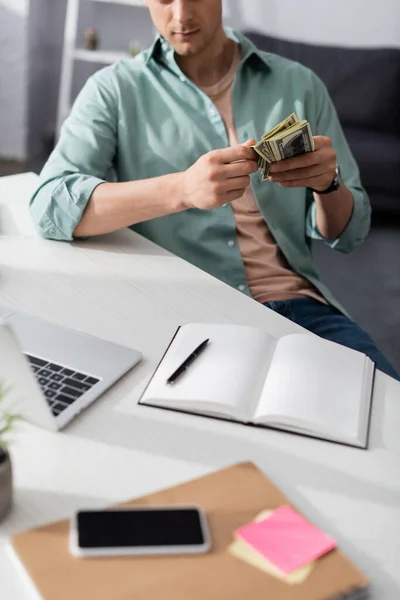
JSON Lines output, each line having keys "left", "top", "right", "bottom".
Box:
{"left": 0, "top": 173, "right": 399, "bottom": 599}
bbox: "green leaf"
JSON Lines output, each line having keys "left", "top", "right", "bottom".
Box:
{"left": 0, "top": 381, "right": 21, "bottom": 447}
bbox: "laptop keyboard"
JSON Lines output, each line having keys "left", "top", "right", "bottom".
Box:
{"left": 26, "top": 354, "right": 100, "bottom": 417}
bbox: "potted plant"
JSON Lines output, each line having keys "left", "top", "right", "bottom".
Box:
{"left": 0, "top": 384, "right": 20, "bottom": 522}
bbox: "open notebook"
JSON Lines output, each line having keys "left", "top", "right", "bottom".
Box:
{"left": 140, "top": 324, "right": 375, "bottom": 448}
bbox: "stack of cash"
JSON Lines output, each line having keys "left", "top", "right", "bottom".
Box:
{"left": 253, "top": 113, "right": 315, "bottom": 181}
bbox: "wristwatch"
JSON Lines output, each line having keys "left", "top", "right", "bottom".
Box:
{"left": 308, "top": 165, "right": 341, "bottom": 195}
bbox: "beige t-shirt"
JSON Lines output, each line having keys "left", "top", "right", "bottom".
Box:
{"left": 200, "top": 45, "right": 325, "bottom": 304}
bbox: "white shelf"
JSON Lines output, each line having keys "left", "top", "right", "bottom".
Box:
{"left": 74, "top": 48, "right": 130, "bottom": 64}
{"left": 89, "top": 0, "right": 145, "bottom": 6}
{"left": 57, "top": 0, "right": 149, "bottom": 137}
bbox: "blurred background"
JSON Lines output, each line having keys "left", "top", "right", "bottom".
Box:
{"left": 0, "top": 0, "right": 399, "bottom": 371}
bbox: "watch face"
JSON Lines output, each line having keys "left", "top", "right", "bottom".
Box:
{"left": 324, "top": 165, "right": 340, "bottom": 193}
{"left": 307, "top": 164, "right": 341, "bottom": 194}
{"left": 334, "top": 165, "right": 341, "bottom": 189}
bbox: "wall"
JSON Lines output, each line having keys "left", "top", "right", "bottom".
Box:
{"left": 0, "top": 0, "right": 29, "bottom": 160}
{"left": 235, "top": 0, "right": 400, "bottom": 48}
{"left": 0, "top": 0, "right": 66, "bottom": 160}
{"left": 27, "top": 0, "right": 67, "bottom": 159}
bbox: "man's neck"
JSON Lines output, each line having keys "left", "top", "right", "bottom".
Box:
{"left": 175, "top": 33, "right": 236, "bottom": 88}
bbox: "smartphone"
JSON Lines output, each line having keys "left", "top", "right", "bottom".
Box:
{"left": 69, "top": 505, "right": 211, "bottom": 557}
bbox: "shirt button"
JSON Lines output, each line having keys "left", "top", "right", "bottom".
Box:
{"left": 222, "top": 203, "right": 228, "bottom": 208}
{"left": 209, "top": 108, "right": 216, "bottom": 116}
{"left": 228, "top": 240, "right": 234, "bottom": 248}
{"left": 179, "top": 75, "right": 186, "bottom": 83}
{"left": 238, "top": 284, "right": 246, "bottom": 292}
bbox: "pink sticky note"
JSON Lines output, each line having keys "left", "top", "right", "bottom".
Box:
{"left": 235, "top": 505, "right": 336, "bottom": 574}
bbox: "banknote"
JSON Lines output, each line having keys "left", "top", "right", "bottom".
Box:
{"left": 253, "top": 113, "right": 315, "bottom": 181}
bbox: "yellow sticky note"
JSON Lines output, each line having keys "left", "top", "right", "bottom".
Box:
{"left": 229, "top": 509, "right": 315, "bottom": 584}
{"left": 255, "top": 509, "right": 275, "bottom": 522}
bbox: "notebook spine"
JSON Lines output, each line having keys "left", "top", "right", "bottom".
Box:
{"left": 138, "top": 325, "right": 182, "bottom": 404}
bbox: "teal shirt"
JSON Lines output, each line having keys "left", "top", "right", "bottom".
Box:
{"left": 30, "top": 28, "right": 371, "bottom": 313}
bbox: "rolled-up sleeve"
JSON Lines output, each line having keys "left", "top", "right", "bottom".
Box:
{"left": 306, "top": 73, "right": 371, "bottom": 253}
{"left": 29, "top": 69, "right": 118, "bottom": 241}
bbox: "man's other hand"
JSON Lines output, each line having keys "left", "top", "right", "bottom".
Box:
{"left": 268, "top": 136, "right": 337, "bottom": 192}
{"left": 182, "top": 140, "right": 258, "bottom": 210}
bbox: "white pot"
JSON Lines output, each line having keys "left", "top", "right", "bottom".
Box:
{"left": 0, "top": 449, "right": 12, "bottom": 522}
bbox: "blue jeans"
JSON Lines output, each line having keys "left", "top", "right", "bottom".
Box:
{"left": 264, "top": 298, "right": 400, "bottom": 381}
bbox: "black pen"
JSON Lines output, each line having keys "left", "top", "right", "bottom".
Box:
{"left": 166, "top": 339, "right": 210, "bottom": 384}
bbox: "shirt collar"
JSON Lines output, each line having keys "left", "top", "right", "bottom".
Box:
{"left": 144, "top": 27, "right": 271, "bottom": 72}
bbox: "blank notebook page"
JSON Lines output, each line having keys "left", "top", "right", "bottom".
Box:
{"left": 255, "top": 334, "right": 367, "bottom": 439}
{"left": 142, "top": 323, "right": 276, "bottom": 418}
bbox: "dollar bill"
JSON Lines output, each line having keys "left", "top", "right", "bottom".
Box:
{"left": 252, "top": 113, "right": 315, "bottom": 182}
{"left": 254, "top": 113, "right": 299, "bottom": 163}
{"left": 261, "top": 112, "right": 298, "bottom": 140}
{"left": 268, "top": 121, "right": 315, "bottom": 161}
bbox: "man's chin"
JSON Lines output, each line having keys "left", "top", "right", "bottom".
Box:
{"left": 174, "top": 46, "right": 196, "bottom": 56}
{"left": 166, "top": 32, "right": 207, "bottom": 56}
{"left": 170, "top": 40, "right": 205, "bottom": 57}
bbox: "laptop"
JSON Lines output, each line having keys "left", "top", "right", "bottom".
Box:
{"left": 0, "top": 306, "right": 141, "bottom": 430}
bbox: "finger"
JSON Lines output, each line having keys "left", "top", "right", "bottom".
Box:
{"left": 220, "top": 175, "right": 251, "bottom": 192}
{"left": 269, "top": 150, "right": 322, "bottom": 174}
{"left": 223, "top": 160, "right": 259, "bottom": 178}
{"left": 212, "top": 144, "right": 257, "bottom": 164}
{"left": 269, "top": 164, "right": 327, "bottom": 182}
{"left": 278, "top": 176, "right": 329, "bottom": 189}
{"left": 269, "top": 137, "right": 334, "bottom": 174}
{"left": 313, "top": 136, "right": 332, "bottom": 151}
{"left": 242, "top": 138, "right": 256, "bottom": 147}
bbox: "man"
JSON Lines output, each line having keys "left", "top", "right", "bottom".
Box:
{"left": 30, "top": 0, "right": 398, "bottom": 379}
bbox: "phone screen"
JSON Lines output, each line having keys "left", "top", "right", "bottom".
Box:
{"left": 76, "top": 508, "right": 206, "bottom": 549}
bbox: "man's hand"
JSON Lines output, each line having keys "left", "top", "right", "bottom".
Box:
{"left": 268, "top": 135, "right": 354, "bottom": 239}
{"left": 268, "top": 136, "right": 336, "bottom": 191}
{"left": 182, "top": 140, "right": 258, "bottom": 210}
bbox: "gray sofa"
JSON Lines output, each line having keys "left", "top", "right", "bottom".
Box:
{"left": 245, "top": 31, "right": 400, "bottom": 215}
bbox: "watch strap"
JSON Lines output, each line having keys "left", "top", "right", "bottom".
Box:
{"left": 308, "top": 165, "right": 341, "bottom": 195}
